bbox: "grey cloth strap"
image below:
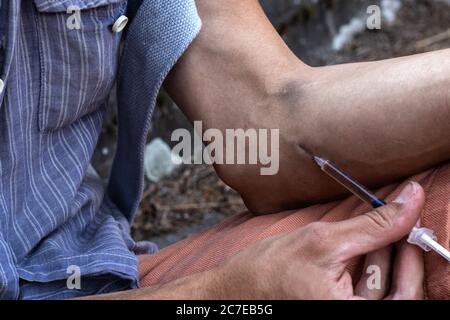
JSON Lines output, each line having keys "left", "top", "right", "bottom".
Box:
{"left": 108, "top": 0, "right": 202, "bottom": 222}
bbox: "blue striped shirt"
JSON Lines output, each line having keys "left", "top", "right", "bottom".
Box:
{"left": 0, "top": 0, "right": 161, "bottom": 299}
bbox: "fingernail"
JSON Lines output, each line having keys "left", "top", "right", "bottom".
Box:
{"left": 394, "top": 181, "right": 418, "bottom": 204}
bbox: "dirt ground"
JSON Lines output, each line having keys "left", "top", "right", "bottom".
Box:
{"left": 93, "top": 0, "right": 450, "bottom": 248}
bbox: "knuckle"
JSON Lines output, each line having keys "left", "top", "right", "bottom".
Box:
{"left": 303, "top": 222, "right": 335, "bottom": 254}
{"left": 406, "top": 284, "right": 425, "bottom": 300}
{"left": 414, "top": 290, "right": 425, "bottom": 300}
{"left": 365, "top": 204, "right": 400, "bottom": 231}
{"left": 392, "top": 288, "right": 424, "bottom": 300}
{"left": 412, "top": 291, "right": 425, "bottom": 300}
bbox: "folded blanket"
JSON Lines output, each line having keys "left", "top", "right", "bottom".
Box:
{"left": 138, "top": 162, "right": 450, "bottom": 299}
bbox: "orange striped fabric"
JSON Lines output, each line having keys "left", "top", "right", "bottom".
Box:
{"left": 138, "top": 162, "right": 450, "bottom": 299}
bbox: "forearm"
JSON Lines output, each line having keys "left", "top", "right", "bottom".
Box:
{"left": 82, "top": 269, "right": 222, "bottom": 300}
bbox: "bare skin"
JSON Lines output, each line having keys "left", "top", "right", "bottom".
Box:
{"left": 88, "top": 182, "right": 424, "bottom": 300}
{"left": 87, "top": 0, "right": 448, "bottom": 299}
{"left": 165, "top": 0, "right": 450, "bottom": 214}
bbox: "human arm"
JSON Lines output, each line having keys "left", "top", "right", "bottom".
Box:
{"left": 165, "top": 0, "right": 450, "bottom": 214}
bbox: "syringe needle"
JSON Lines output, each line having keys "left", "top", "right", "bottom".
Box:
{"left": 308, "top": 150, "right": 450, "bottom": 263}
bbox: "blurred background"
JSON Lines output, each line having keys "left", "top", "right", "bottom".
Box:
{"left": 93, "top": 0, "right": 450, "bottom": 248}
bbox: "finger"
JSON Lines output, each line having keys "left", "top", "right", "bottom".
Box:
{"left": 330, "top": 181, "right": 425, "bottom": 262}
{"left": 355, "top": 245, "right": 393, "bottom": 300}
{"left": 386, "top": 239, "right": 424, "bottom": 300}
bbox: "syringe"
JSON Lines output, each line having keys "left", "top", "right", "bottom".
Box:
{"left": 408, "top": 227, "right": 450, "bottom": 262}
{"left": 311, "top": 154, "right": 450, "bottom": 262}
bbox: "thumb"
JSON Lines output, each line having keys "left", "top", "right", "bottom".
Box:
{"left": 332, "top": 181, "right": 425, "bottom": 262}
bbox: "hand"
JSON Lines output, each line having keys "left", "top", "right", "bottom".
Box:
{"left": 89, "top": 182, "right": 424, "bottom": 300}
{"left": 211, "top": 182, "right": 425, "bottom": 299}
